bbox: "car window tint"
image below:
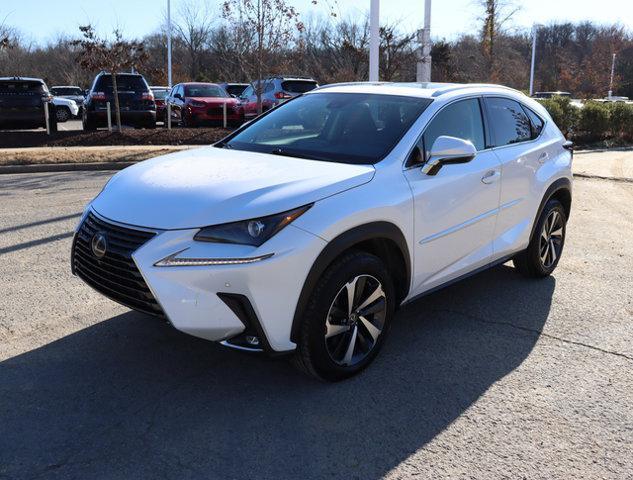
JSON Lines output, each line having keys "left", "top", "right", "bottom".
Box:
{"left": 423, "top": 98, "right": 485, "bottom": 153}
{"left": 95, "top": 75, "right": 148, "bottom": 93}
{"left": 486, "top": 97, "right": 532, "bottom": 146}
{"left": 0, "top": 81, "right": 46, "bottom": 94}
{"left": 184, "top": 85, "right": 227, "bottom": 98}
{"left": 282, "top": 81, "right": 318, "bottom": 93}
{"left": 225, "top": 93, "right": 432, "bottom": 164}
{"left": 523, "top": 106, "right": 545, "bottom": 139}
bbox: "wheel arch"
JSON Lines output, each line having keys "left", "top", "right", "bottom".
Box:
{"left": 529, "top": 177, "right": 572, "bottom": 242}
{"left": 290, "top": 221, "right": 411, "bottom": 343}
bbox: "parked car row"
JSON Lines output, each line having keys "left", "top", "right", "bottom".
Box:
{"left": 0, "top": 73, "right": 320, "bottom": 131}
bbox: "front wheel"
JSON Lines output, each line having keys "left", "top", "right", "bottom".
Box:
{"left": 55, "top": 106, "right": 70, "bottom": 123}
{"left": 513, "top": 198, "right": 567, "bottom": 277}
{"left": 293, "top": 251, "right": 395, "bottom": 381}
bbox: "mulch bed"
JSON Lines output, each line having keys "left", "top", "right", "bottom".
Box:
{"left": 0, "top": 128, "right": 233, "bottom": 149}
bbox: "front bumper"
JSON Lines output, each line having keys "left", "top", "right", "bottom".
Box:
{"left": 88, "top": 209, "right": 326, "bottom": 352}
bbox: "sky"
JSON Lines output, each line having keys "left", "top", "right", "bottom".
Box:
{"left": 2, "top": 0, "right": 633, "bottom": 44}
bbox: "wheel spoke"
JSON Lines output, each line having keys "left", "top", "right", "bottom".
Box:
{"left": 541, "top": 243, "right": 550, "bottom": 264}
{"left": 549, "top": 239, "right": 557, "bottom": 263}
{"left": 358, "top": 297, "right": 386, "bottom": 317}
{"left": 357, "top": 284, "right": 385, "bottom": 311}
{"left": 345, "top": 278, "right": 358, "bottom": 316}
{"left": 342, "top": 325, "right": 358, "bottom": 365}
{"left": 359, "top": 315, "right": 381, "bottom": 342}
{"left": 549, "top": 212, "right": 559, "bottom": 234}
{"left": 325, "top": 321, "right": 349, "bottom": 339}
{"left": 551, "top": 227, "right": 563, "bottom": 238}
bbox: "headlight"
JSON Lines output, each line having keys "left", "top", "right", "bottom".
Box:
{"left": 193, "top": 205, "right": 311, "bottom": 247}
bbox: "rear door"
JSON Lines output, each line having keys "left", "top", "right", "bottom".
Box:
{"left": 404, "top": 97, "right": 502, "bottom": 295}
{"left": 483, "top": 97, "right": 551, "bottom": 258}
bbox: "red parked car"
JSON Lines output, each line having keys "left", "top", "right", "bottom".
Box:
{"left": 151, "top": 86, "right": 170, "bottom": 124}
{"left": 165, "top": 82, "right": 242, "bottom": 127}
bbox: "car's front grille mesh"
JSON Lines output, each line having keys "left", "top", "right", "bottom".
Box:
{"left": 72, "top": 212, "right": 164, "bottom": 317}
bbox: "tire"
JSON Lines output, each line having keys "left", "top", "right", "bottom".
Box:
{"left": 82, "top": 113, "right": 96, "bottom": 131}
{"left": 293, "top": 251, "right": 396, "bottom": 381}
{"left": 513, "top": 199, "right": 567, "bottom": 278}
{"left": 55, "top": 106, "right": 70, "bottom": 123}
{"left": 181, "top": 111, "right": 196, "bottom": 128}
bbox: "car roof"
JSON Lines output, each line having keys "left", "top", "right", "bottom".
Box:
{"left": 51, "top": 85, "right": 82, "bottom": 88}
{"left": 0, "top": 76, "right": 45, "bottom": 83}
{"left": 150, "top": 86, "right": 170, "bottom": 89}
{"left": 180, "top": 82, "right": 220, "bottom": 86}
{"left": 313, "top": 82, "right": 523, "bottom": 99}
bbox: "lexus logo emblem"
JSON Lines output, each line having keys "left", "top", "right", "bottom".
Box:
{"left": 91, "top": 232, "right": 108, "bottom": 259}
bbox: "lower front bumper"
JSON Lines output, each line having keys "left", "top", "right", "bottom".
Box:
{"left": 129, "top": 219, "right": 327, "bottom": 352}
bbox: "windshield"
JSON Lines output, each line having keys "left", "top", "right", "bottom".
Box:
{"left": 95, "top": 75, "right": 148, "bottom": 93}
{"left": 0, "top": 81, "right": 47, "bottom": 94}
{"left": 184, "top": 84, "right": 227, "bottom": 98}
{"left": 51, "top": 87, "right": 82, "bottom": 95}
{"left": 152, "top": 89, "right": 169, "bottom": 99}
{"left": 222, "top": 93, "right": 431, "bottom": 164}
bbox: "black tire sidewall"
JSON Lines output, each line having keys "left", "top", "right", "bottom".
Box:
{"left": 300, "top": 252, "right": 396, "bottom": 381}
{"left": 528, "top": 199, "right": 567, "bottom": 275}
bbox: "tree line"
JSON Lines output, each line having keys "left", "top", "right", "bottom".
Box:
{"left": 0, "top": 0, "right": 631, "bottom": 99}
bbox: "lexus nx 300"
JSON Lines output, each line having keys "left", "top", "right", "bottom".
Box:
{"left": 71, "top": 82, "right": 573, "bottom": 381}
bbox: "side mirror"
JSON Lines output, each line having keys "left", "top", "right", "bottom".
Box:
{"left": 174, "top": 93, "right": 182, "bottom": 99}
{"left": 422, "top": 136, "right": 477, "bottom": 176}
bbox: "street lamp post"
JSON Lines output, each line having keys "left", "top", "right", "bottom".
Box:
{"left": 416, "top": 0, "right": 432, "bottom": 82}
{"left": 369, "top": 0, "right": 380, "bottom": 82}
{"left": 167, "top": 0, "right": 172, "bottom": 89}
{"left": 529, "top": 24, "right": 540, "bottom": 96}
{"left": 608, "top": 53, "right": 616, "bottom": 99}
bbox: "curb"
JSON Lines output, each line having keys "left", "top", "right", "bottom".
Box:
{"left": 0, "top": 161, "right": 135, "bottom": 174}
{"left": 574, "top": 173, "right": 633, "bottom": 184}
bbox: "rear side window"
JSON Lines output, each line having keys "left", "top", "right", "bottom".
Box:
{"left": 485, "top": 97, "right": 532, "bottom": 146}
{"left": 282, "top": 81, "right": 318, "bottom": 94}
{"left": 422, "top": 98, "right": 486, "bottom": 153}
{"left": 0, "top": 81, "right": 46, "bottom": 94}
{"left": 523, "top": 106, "right": 545, "bottom": 139}
{"left": 95, "top": 75, "right": 149, "bottom": 93}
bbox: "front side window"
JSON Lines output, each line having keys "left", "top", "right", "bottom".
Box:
{"left": 485, "top": 97, "right": 532, "bottom": 146}
{"left": 221, "top": 93, "right": 432, "bottom": 164}
{"left": 422, "top": 98, "right": 486, "bottom": 154}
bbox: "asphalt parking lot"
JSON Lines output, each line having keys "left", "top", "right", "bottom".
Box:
{"left": 0, "top": 161, "right": 632, "bottom": 479}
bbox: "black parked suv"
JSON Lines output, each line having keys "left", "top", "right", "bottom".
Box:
{"left": 83, "top": 72, "right": 156, "bottom": 130}
{"left": 0, "top": 77, "right": 57, "bottom": 131}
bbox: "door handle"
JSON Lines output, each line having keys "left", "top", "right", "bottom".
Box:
{"left": 481, "top": 170, "right": 500, "bottom": 184}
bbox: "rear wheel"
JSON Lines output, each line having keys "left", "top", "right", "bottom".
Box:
{"left": 513, "top": 199, "right": 566, "bottom": 277}
{"left": 293, "top": 251, "right": 395, "bottom": 381}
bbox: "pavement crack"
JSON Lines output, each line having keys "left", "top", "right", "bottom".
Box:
{"left": 432, "top": 308, "right": 633, "bottom": 362}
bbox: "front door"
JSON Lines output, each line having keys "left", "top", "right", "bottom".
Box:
{"left": 404, "top": 98, "right": 502, "bottom": 296}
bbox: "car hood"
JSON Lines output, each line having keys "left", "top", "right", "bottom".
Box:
{"left": 189, "top": 97, "right": 237, "bottom": 104}
{"left": 52, "top": 97, "right": 77, "bottom": 107}
{"left": 91, "top": 147, "right": 375, "bottom": 230}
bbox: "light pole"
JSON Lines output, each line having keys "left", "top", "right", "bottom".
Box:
{"left": 608, "top": 53, "right": 616, "bottom": 99}
{"left": 416, "top": 0, "right": 432, "bottom": 82}
{"left": 529, "top": 24, "right": 541, "bottom": 96}
{"left": 167, "top": 0, "right": 172, "bottom": 89}
{"left": 369, "top": 0, "right": 380, "bottom": 81}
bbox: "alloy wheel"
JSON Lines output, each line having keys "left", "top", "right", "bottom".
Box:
{"left": 539, "top": 210, "right": 564, "bottom": 268}
{"left": 324, "top": 274, "right": 387, "bottom": 366}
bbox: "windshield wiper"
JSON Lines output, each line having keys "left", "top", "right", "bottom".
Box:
{"left": 269, "top": 148, "right": 326, "bottom": 161}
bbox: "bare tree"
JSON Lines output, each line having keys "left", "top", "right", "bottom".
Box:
{"left": 173, "top": 0, "right": 214, "bottom": 80}
{"left": 223, "top": 0, "right": 305, "bottom": 114}
{"left": 72, "top": 25, "right": 149, "bottom": 131}
{"left": 478, "top": 0, "right": 519, "bottom": 80}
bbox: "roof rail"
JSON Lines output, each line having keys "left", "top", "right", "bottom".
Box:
{"left": 431, "top": 83, "right": 521, "bottom": 97}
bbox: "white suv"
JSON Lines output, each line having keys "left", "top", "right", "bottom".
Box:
{"left": 71, "top": 82, "right": 573, "bottom": 381}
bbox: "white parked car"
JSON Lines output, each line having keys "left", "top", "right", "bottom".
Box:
{"left": 51, "top": 96, "right": 79, "bottom": 122}
{"left": 71, "top": 82, "right": 573, "bottom": 380}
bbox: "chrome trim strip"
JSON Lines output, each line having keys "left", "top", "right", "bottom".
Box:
{"left": 420, "top": 207, "right": 499, "bottom": 245}
{"left": 419, "top": 198, "right": 523, "bottom": 245}
{"left": 220, "top": 340, "right": 264, "bottom": 353}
